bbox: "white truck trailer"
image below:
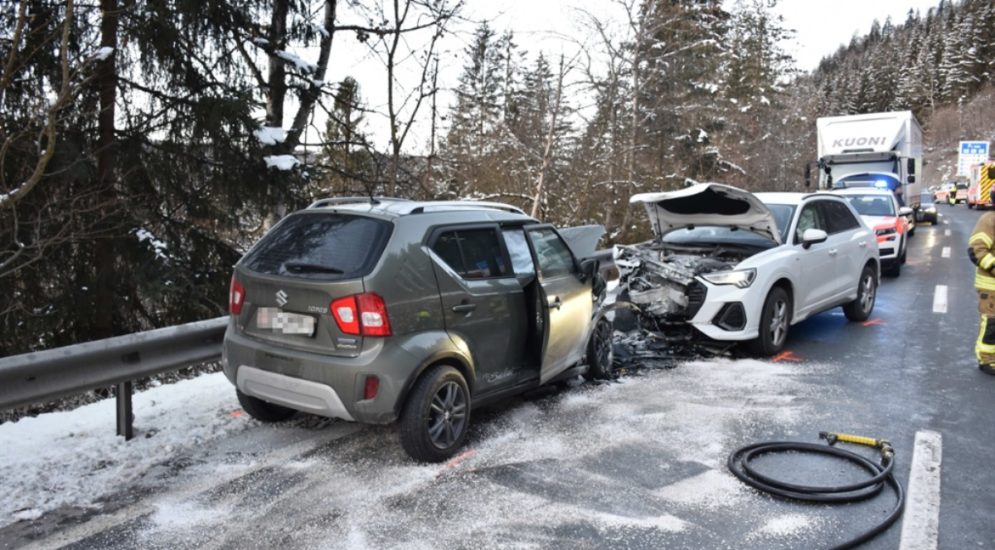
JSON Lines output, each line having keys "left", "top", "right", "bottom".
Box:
{"left": 813, "top": 111, "right": 923, "bottom": 218}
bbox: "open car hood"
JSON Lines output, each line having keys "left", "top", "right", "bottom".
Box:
{"left": 558, "top": 224, "right": 605, "bottom": 259}
{"left": 630, "top": 183, "right": 781, "bottom": 244}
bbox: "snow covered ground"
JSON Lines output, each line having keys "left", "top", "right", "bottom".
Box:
{"left": 0, "top": 373, "right": 250, "bottom": 527}
{"left": 0, "top": 358, "right": 890, "bottom": 549}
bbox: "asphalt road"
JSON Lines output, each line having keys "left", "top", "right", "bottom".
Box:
{"left": 3, "top": 204, "right": 994, "bottom": 550}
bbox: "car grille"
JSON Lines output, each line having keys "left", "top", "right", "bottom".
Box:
{"left": 686, "top": 282, "right": 707, "bottom": 319}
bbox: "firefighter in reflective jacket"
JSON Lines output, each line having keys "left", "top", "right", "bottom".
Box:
{"left": 969, "top": 207, "right": 995, "bottom": 375}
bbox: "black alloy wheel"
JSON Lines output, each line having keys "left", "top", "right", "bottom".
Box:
{"left": 399, "top": 365, "right": 471, "bottom": 462}
{"left": 585, "top": 317, "right": 616, "bottom": 380}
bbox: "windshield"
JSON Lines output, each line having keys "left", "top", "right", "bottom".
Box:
{"left": 845, "top": 195, "right": 895, "bottom": 217}
{"left": 920, "top": 192, "right": 934, "bottom": 206}
{"left": 834, "top": 173, "right": 901, "bottom": 191}
{"left": 661, "top": 225, "right": 777, "bottom": 248}
{"left": 757, "top": 203, "right": 795, "bottom": 243}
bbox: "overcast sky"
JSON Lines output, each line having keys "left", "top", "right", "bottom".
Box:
{"left": 778, "top": 0, "right": 946, "bottom": 70}
{"left": 304, "top": 0, "right": 945, "bottom": 154}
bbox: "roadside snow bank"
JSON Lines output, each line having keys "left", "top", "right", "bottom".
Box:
{"left": 0, "top": 372, "right": 247, "bottom": 528}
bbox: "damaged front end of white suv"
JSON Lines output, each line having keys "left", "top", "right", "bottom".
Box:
{"left": 614, "top": 183, "right": 782, "bottom": 361}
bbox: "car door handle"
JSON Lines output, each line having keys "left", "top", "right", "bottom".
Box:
{"left": 548, "top": 296, "right": 562, "bottom": 310}
{"left": 451, "top": 303, "right": 477, "bottom": 314}
{"left": 828, "top": 248, "right": 839, "bottom": 256}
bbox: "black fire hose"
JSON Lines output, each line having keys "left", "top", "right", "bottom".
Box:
{"left": 727, "top": 432, "right": 905, "bottom": 550}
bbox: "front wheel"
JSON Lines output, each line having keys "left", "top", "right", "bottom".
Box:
{"left": 843, "top": 265, "right": 877, "bottom": 321}
{"left": 584, "top": 317, "right": 616, "bottom": 380}
{"left": 399, "top": 365, "right": 471, "bottom": 463}
{"left": 748, "top": 287, "right": 791, "bottom": 357}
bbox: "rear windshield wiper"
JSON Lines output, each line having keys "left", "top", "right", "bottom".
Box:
{"left": 282, "top": 262, "right": 344, "bottom": 274}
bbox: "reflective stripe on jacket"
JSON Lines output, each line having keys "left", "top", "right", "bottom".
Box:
{"left": 970, "top": 212, "right": 995, "bottom": 290}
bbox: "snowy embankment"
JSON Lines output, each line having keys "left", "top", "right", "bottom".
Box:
{"left": 0, "top": 373, "right": 247, "bottom": 528}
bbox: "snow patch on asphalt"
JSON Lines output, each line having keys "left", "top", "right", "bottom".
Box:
{"left": 749, "top": 513, "right": 820, "bottom": 539}
{"left": 0, "top": 372, "right": 249, "bottom": 528}
{"left": 656, "top": 468, "right": 747, "bottom": 508}
{"left": 4, "top": 356, "right": 838, "bottom": 548}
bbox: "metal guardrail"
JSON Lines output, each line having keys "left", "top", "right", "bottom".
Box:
{"left": 0, "top": 316, "right": 228, "bottom": 439}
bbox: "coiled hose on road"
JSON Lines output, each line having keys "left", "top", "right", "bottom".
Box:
{"left": 727, "top": 432, "right": 905, "bottom": 549}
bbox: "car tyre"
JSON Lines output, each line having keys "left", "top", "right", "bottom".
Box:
{"left": 883, "top": 258, "right": 901, "bottom": 277}
{"left": 584, "top": 317, "right": 616, "bottom": 380}
{"left": 900, "top": 238, "right": 908, "bottom": 265}
{"left": 236, "top": 390, "right": 297, "bottom": 422}
{"left": 844, "top": 265, "right": 877, "bottom": 322}
{"left": 749, "top": 286, "right": 791, "bottom": 357}
{"left": 399, "top": 365, "right": 470, "bottom": 463}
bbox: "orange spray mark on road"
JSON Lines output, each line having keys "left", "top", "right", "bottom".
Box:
{"left": 436, "top": 449, "right": 477, "bottom": 478}
{"left": 862, "top": 318, "right": 885, "bottom": 327}
{"left": 771, "top": 351, "right": 802, "bottom": 363}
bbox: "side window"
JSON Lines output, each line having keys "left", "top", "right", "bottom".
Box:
{"left": 820, "top": 201, "right": 860, "bottom": 234}
{"left": 794, "top": 203, "right": 825, "bottom": 243}
{"left": 502, "top": 228, "right": 536, "bottom": 276}
{"left": 527, "top": 227, "right": 575, "bottom": 278}
{"left": 431, "top": 229, "right": 510, "bottom": 280}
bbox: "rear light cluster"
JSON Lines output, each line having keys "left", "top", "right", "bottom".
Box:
{"left": 229, "top": 277, "right": 245, "bottom": 315}
{"left": 330, "top": 292, "right": 392, "bottom": 337}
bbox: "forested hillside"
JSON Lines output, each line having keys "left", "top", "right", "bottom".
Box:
{"left": 2, "top": 0, "right": 994, "bottom": 355}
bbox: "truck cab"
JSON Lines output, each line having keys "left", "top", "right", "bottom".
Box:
{"left": 815, "top": 111, "right": 923, "bottom": 232}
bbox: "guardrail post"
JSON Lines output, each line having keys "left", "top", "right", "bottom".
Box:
{"left": 115, "top": 381, "right": 134, "bottom": 440}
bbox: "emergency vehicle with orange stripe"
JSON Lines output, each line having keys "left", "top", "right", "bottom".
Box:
{"left": 967, "top": 161, "right": 995, "bottom": 209}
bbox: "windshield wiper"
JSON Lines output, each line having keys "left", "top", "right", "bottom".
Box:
{"left": 283, "top": 261, "right": 344, "bottom": 274}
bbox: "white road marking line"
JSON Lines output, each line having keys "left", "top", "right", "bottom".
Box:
{"left": 941, "top": 246, "right": 950, "bottom": 258}
{"left": 932, "top": 285, "right": 948, "bottom": 314}
{"left": 899, "top": 430, "right": 943, "bottom": 550}
{"left": 945, "top": 229, "right": 951, "bottom": 236}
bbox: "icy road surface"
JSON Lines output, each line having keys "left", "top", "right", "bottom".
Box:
{"left": 0, "top": 358, "right": 898, "bottom": 549}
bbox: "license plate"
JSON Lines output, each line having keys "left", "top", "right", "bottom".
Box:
{"left": 257, "top": 307, "right": 316, "bottom": 336}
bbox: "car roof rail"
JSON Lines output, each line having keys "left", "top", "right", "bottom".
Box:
{"left": 403, "top": 201, "right": 527, "bottom": 215}
{"left": 307, "top": 196, "right": 411, "bottom": 209}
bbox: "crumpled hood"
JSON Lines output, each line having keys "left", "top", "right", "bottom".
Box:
{"left": 630, "top": 183, "right": 781, "bottom": 244}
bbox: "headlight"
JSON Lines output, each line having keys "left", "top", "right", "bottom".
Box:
{"left": 875, "top": 227, "right": 897, "bottom": 236}
{"left": 701, "top": 268, "right": 756, "bottom": 289}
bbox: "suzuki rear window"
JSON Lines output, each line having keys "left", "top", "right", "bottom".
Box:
{"left": 242, "top": 213, "right": 392, "bottom": 280}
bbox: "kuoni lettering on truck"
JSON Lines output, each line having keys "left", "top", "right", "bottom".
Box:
{"left": 811, "top": 111, "right": 923, "bottom": 233}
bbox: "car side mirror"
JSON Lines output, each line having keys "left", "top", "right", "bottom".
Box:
{"left": 801, "top": 228, "right": 828, "bottom": 249}
{"left": 898, "top": 206, "right": 914, "bottom": 216}
{"left": 908, "top": 175, "right": 916, "bottom": 184}
{"left": 578, "top": 258, "right": 599, "bottom": 283}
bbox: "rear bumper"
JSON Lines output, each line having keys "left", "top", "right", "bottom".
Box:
{"left": 222, "top": 321, "right": 428, "bottom": 424}
{"left": 237, "top": 366, "right": 355, "bottom": 421}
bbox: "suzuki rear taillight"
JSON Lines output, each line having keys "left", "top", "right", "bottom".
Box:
{"left": 330, "top": 295, "right": 360, "bottom": 335}
{"left": 357, "top": 293, "right": 391, "bottom": 336}
{"left": 229, "top": 276, "right": 245, "bottom": 315}
{"left": 330, "top": 292, "right": 392, "bottom": 337}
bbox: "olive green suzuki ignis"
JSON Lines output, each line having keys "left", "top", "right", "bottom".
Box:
{"left": 222, "top": 198, "right": 614, "bottom": 462}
